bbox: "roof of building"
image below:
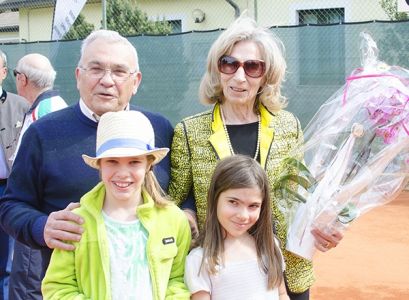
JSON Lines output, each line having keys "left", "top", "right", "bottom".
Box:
{"left": 0, "top": 0, "right": 52, "bottom": 10}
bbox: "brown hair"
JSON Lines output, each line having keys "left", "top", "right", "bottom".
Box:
{"left": 198, "top": 155, "right": 284, "bottom": 289}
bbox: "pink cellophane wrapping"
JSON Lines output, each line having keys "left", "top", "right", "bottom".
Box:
{"left": 286, "top": 32, "right": 409, "bottom": 260}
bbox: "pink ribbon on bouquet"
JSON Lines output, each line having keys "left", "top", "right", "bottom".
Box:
{"left": 341, "top": 71, "right": 409, "bottom": 143}
{"left": 342, "top": 72, "right": 406, "bottom": 106}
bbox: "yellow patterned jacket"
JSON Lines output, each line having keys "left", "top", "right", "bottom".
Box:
{"left": 169, "top": 103, "right": 314, "bottom": 293}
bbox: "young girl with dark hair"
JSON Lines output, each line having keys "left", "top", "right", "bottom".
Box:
{"left": 185, "top": 155, "right": 289, "bottom": 300}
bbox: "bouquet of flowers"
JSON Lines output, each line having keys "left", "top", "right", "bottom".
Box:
{"left": 281, "top": 32, "right": 409, "bottom": 260}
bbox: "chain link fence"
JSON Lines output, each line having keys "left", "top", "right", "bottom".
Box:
{"left": 0, "top": 0, "right": 408, "bottom": 127}
{"left": 0, "top": 0, "right": 403, "bottom": 42}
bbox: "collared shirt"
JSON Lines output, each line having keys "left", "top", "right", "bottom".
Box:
{"left": 79, "top": 99, "right": 130, "bottom": 123}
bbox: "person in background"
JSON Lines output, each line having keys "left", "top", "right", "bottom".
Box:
{"left": 169, "top": 15, "right": 343, "bottom": 299}
{"left": 42, "top": 111, "right": 190, "bottom": 300}
{"left": 10, "top": 53, "right": 68, "bottom": 162}
{"left": 3, "top": 53, "right": 68, "bottom": 300}
{"left": 0, "top": 30, "right": 173, "bottom": 299}
{"left": 185, "top": 155, "right": 289, "bottom": 300}
{"left": 0, "top": 49, "right": 29, "bottom": 300}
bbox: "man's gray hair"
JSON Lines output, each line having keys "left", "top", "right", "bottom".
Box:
{"left": 16, "top": 54, "right": 56, "bottom": 89}
{"left": 0, "top": 49, "right": 7, "bottom": 68}
{"left": 79, "top": 29, "right": 139, "bottom": 72}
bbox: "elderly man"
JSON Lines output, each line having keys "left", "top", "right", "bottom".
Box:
{"left": 0, "top": 49, "right": 28, "bottom": 300}
{"left": 0, "top": 30, "right": 173, "bottom": 299}
{"left": 11, "top": 53, "right": 67, "bottom": 162}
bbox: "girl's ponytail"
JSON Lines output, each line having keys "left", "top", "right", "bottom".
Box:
{"left": 143, "top": 164, "right": 170, "bottom": 207}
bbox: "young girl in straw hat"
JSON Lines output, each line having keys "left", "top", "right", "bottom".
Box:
{"left": 42, "top": 111, "right": 191, "bottom": 300}
{"left": 185, "top": 155, "right": 289, "bottom": 300}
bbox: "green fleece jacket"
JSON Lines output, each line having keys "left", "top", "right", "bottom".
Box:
{"left": 42, "top": 182, "right": 191, "bottom": 300}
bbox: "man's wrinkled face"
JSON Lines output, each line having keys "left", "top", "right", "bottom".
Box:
{"left": 75, "top": 39, "right": 142, "bottom": 116}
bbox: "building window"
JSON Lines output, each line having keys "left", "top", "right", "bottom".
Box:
{"left": 299, "top": 8, "right": 344, "bottom": 24}
{"left": 298, "top": 8, "right": 345, "bottom": 85}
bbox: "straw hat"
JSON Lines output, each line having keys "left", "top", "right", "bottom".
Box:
{"left": 82, "top": 111, "right": 169, "bottom": 169}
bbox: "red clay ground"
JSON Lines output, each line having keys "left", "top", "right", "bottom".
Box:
{"left": 310, "top": 191, "right": 409, "bottom": 299}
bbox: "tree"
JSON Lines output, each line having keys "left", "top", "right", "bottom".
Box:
{"left": 63, "top": 0, "right": 172, "bottom": 40}
{"left": 379, "top": 0, "right": 408, "bottom": 20}
{"left": 63, "top": 14, "right": 95, "bottom": 40}
{"left": 377, "top": 0, "right": 409, "bottom": 69}
{"left": 107, "top": 0, "right": 173, "bottom": 35}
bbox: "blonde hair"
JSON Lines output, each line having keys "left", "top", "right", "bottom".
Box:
{"left": 199, "top": 15, "right": 287, "bottom": 112}
{"left": 143, "top": 157, "right": 170, "bottom": 206}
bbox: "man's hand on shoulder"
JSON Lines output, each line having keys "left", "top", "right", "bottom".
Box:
{"left": 44, "top": 202, "right": 84, "bottom": 251}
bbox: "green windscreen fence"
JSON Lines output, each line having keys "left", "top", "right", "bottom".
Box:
{"left": 2, "top": 20, "right": 408, "bottom": 128}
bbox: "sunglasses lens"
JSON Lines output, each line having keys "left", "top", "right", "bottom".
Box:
{"left": 218, "top": 56, "right": 265, "bottom": 78}
{"left": 219, "top": 56, "right": 239, "bottom": 74}
{"left": 244, "top": 60, "right": 265, "bottom": 78}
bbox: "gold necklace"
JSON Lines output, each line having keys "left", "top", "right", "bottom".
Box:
{"left": 220, "top": 107, "right": 261, "bottom": 160}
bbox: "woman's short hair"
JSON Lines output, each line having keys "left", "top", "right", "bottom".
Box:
{"left": 199, "top": 15, "right": 287, "bottom": 112}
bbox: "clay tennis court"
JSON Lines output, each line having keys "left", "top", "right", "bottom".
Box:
{"left": 310, "top": 191, "right": 409, "bottom": 299}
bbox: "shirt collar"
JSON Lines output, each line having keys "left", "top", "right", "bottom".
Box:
{"left": 79, "top": 98, "right": 130, "bottom": 122}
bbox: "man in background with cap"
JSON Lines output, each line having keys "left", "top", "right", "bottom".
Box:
{"left": 0, "top": 30, "right": 174, "bottom": 299}
{"left": 0, "top": 49, "right": 28, "bottom": 300}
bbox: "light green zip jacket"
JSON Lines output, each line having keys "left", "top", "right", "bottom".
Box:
{"left": 42, "top": 182, "right": 191, "bottom": 300}
{"left": 169, "top": 103, "right": 314, "bottom": 293}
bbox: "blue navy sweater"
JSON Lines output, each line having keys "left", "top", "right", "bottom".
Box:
{"left": 0, "top": 103, "right": 173, "bottom": 248}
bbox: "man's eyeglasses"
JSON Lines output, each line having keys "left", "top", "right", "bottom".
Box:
{"left": 79, "top": 66, "right": 137, "bottom": 82}
{"left": 218, "top": 55, "right": 266, "bottom": 78}
{"left": 13, "top": 69, "right": 22, "bottom": 77}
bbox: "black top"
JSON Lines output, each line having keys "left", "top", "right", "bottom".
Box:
{"left": 226, "top": 121, "right": 260, "bottom": 162}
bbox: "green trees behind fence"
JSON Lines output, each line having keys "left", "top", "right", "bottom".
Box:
{"left": 64, "top": 0, "right": 172, "bottom": 40}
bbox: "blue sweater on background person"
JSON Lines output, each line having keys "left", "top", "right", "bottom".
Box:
{"left": 0, "top": 102, "right": 173, "bottom": 299}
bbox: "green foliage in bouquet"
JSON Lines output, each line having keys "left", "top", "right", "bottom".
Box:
{"left": 337, "top": 202, "right": 359, "bottom": 224}
{"left": 274, "top": 157, "right": 359, "bottom": 223}
{"left": 273, "top": 157, "right": 316, "bottom": 204}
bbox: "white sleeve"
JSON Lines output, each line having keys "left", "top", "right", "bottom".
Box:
{"left": 184, "top": 248, "right": 212, "bottom": 294}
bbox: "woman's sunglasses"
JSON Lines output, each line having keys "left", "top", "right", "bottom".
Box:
{"left": 218, "top": 55, "right": 266, "bottom": 78}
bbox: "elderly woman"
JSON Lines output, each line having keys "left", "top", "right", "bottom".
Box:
{"left": 169, "top": 16, "right": 341, "bottom": 300}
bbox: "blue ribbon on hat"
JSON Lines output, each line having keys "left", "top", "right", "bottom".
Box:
{"left": 96, "top": 138, "right": 153, "bottom": 157}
